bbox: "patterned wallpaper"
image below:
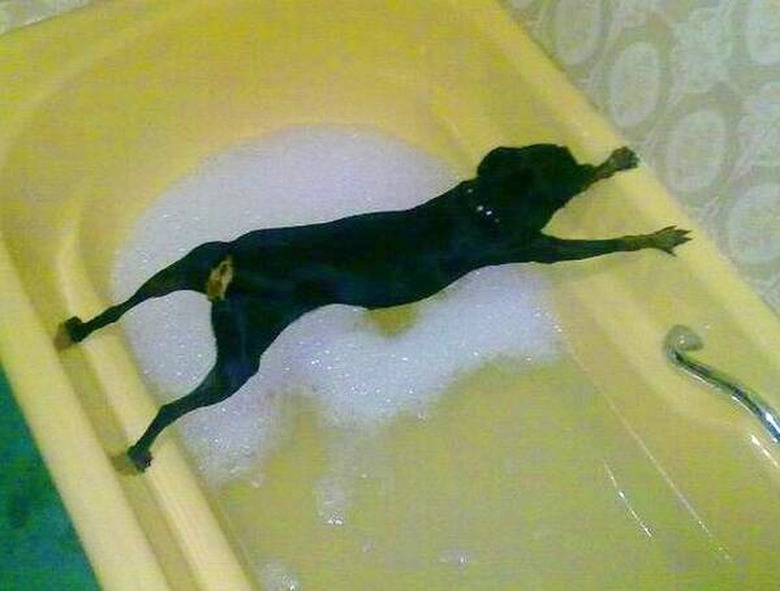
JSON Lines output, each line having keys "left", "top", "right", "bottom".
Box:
{"left": 0, "top": 0, "right": 86, "bottom": 33}
{"left": 3, "top": 0, "right": 779, "bottom": 313}
{"left": 503, "top": 0, "right": 780, "bottom": 314}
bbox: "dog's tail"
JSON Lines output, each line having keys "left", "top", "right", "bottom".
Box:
{"left": 56, "top": 241, "right": 229, "bottom": 348}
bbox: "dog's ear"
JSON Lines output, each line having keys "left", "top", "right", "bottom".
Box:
{"left": 475, "top": 147, "right": 537, "bottom": 197}
{"left": 477, "top": 147, "right": 520, "bottom": 177}
{"left": 477, "top": 144, "right": 572, "bottom": 178}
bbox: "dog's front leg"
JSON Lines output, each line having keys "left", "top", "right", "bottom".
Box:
{"left": 526, "top": 226, "right": 691, "bottom": 264}
{"left": 578, "top": 147, "right": 641, "bottom": 192}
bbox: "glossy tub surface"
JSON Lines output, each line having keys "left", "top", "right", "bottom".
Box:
{"left": 2, "top": 1, "right": 780, "bottom": 589}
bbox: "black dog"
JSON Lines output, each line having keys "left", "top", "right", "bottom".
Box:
{"left": 58, "top": 144, "right": 690, "bottom": 471}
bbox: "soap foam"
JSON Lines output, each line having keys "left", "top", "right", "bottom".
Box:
{"left": 112, "top": 126, "right": 563, "bottom": 488}
{"left": 258, "top": 561, "right": 301, "bottom": 591}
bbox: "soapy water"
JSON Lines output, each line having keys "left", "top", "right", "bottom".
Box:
{"left": 113, "top": 126, "right": 564, "bottom": 493}
{"left": 258, "top": 561, "right": 301, "bottom": 591}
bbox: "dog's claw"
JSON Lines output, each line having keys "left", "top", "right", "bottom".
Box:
{"left": 650, "top": 226, "right": 692, "bottom": 255}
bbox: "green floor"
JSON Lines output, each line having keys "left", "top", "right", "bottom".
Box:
{"left": 0, "top": 371, "right": 99, "bottom": 590}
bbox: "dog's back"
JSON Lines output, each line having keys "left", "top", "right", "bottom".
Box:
{"left": 227, "top": 200, "right": 474, "bottom": 310}
{"left": 204, "top": 144, "right": 593, "bottom": 311}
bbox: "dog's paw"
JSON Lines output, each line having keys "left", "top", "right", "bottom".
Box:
{"left": 609, "top": 146, "right": 640, "bottom": 171}
{"left": 54, "top": 317, "right": 83, "bottom": 349}
{"left": 649, "top": 226, "right": 692, "bottom": 255}
{"left": 127, "top": 445, "right": 153, "bottom": 473}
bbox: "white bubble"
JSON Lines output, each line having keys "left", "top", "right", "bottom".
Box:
{"left": 438, "top": 548, "right": 474, "bottom": 571}
{"left": 258, "top": 561, "right": 301, "bottom": 591}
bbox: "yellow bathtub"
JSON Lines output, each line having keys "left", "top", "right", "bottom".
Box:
{"left": 2, "top": 1, "right": 780, "bottom": 589}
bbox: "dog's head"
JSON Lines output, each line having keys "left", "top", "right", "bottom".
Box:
{"left": 472, "top": 144, "right": 591, "bottom": 231}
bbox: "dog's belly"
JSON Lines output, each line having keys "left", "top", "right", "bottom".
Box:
{"left": 321, "top": 255, "right": 471, "bottom": 309}
{"left": 231, "top": 248, "right": 467, "bottom": 311}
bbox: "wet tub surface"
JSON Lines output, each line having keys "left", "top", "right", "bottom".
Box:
{"left": 2, "top": 1, "right": 780, "bottom": 590}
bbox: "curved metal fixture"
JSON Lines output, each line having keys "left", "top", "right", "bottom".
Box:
{"left": 664, "top": 325, "right": 780, "bottom": 443}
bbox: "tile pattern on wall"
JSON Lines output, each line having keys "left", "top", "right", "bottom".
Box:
{"left": 0, "top": 0, "right": 86, "bottom": 34}
{"left": 504, "top": 0, "right": 780, "bottom": 313}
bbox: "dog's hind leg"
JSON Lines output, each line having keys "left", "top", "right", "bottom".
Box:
{"left": 528, "top": 226, "right": 692, "bottom": 263}
{"left": 126, "top": 361, "right": 250, "bottom": 471}
{"left": 57, "top": 269, "right": 183, "bottom": 348}
{"left": 125, "top": 356, "right": 259, "bottom": 471}
{"left": 124, "top": 293, "right": 306, "bottom": 471}
{"left": 125, "top": 294, "right": 264, "bottom": 471}
{"left": 56, "top": 241, "right": 229, "bottom": 347}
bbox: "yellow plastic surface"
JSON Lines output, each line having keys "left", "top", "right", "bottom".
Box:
{"left": 2, "top": 1, "right": 780, "bottom": 589}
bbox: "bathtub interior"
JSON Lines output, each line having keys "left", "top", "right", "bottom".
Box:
{"left": 2, "top": 1, "right": 780, "bottom": 589}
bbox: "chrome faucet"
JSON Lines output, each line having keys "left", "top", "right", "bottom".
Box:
{"left": 665, "top": 325, "right": 780, "bottom": 443}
